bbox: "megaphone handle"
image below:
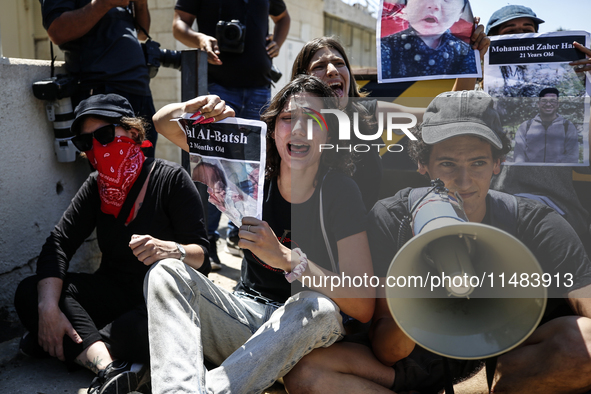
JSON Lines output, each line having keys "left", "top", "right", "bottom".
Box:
{"left": 442, "top": 357, "right": 455, "bottom": 394}
{"left": 485, "top": 357, "right": 498, "bottom": 392}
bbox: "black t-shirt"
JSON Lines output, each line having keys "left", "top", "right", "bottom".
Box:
{"left": 37, "top": 159, "right": 210, "bottom": 291}
{"left": 368, "top": 188, "right": 591, "bottom": 299}
{"left": 236, "top": 172, "right": 367, "bottom": 303}
{"left": 174, "top": 0, "right": 286, "bottom": 88}
{"left": 350, "top": 99, "right": 383, "bottom": 211}
{"left": 40, "top": 0, "right": 150, "bottom": 95}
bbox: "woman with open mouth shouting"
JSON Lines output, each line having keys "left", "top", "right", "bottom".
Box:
{"left": 145, "top": 75, "right": 374, "bottom": 394}
{"left": 290, "top": 34, "right": 489, "bottom": 211}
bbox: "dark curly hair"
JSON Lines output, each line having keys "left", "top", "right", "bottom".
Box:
{"left": 407, "top": 126, "right": 512, "bottom": 167}
{"left": 261, "top": 75, "right": 354, "bottom": 185}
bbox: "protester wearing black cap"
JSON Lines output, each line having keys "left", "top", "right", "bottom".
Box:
{"left": 284, "top": 90, "right": 591, "bottom": 394}
{"left": 13, "top": 94, "right": 229, "bottom": 394}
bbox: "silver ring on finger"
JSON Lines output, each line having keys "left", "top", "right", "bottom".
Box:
{"left": 247, "top": 225, "right": 251, "bottom": 232}
{"left": 577, "top": 64, "right": 585, "bottom": 69}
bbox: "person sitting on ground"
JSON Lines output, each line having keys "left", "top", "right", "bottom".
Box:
{"left": 145, "top": 75, "right": 374, "bottom": 394}
{"left": 14, "top": 94, "right": 211, "bottom": 394}
{"left": 284, "top": 90, "right": 591, "bottom": 394}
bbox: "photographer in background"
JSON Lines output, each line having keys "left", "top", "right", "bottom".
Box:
{"left": 40, "top": 0, "right": 158, "bottom": 157}
{"left": 172, "top": 0, "right": 290, "bottom": 268}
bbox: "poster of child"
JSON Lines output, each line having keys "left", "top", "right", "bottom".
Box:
{"left": 377, "top": 0, "right": 481, "bottom": 83}
{"left": 176, "top": 115, "right": 267, "bottom": 226}
{"left": 190, "top": 157, "right": 260, "bottom": 226}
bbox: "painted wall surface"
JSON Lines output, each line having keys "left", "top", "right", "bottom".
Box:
{"left": 0, "top": 57, "right": 100, "bottom": 321}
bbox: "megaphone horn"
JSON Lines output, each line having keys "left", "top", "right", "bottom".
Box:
{"left": 386, "top": 183, "right": 546, "bottom": 360}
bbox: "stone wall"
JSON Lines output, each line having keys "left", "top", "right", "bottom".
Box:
{"left": 0, "top": 57, "right": 100, "bottom": 331}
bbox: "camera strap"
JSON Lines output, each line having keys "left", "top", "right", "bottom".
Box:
{"left": 128, "top": 2, "right": 153, "bottom": 42}
{"left": 136, "top": 23, "right": 152, "bottom": 42}
{"left": 50, "top": 42, "right": 56, "bottom": 77}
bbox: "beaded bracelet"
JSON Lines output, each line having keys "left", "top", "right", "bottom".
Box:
{"left": 284, "top": 248, "right": 308, "bottom": 283}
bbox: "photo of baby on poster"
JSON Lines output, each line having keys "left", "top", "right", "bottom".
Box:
{"left": 484, "top": 30, "right": 591, "bottom": 166}
{"left": 174, "top": 115, "right": 267, "bottom": 226}
{"left": 377, "top": 0, "right": 481, "bottom": 83}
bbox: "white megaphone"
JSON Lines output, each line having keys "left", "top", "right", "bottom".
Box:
{"left": 386, "top": 180, "right": 547, "bottom": 360}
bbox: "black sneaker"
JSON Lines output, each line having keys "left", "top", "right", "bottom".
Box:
{"left": 87, "top": 361, "right": 149, "bottom": 394}
{"left": 19, "top": 332, "right": 49, "bottom": 358}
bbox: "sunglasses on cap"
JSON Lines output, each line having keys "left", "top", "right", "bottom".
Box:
{"left": 71, "top": 124, "right": 121, "bottom": 151}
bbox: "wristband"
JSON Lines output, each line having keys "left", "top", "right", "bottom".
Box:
{"left": 284, "top": 248, "right": 308, "bottom": 283}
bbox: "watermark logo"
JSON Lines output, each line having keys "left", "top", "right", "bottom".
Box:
{"left": 304, "top": 105, "right": 418, "bottom": 153}
{"left": 303, "top": 107, "right": 328, "bottom": 136}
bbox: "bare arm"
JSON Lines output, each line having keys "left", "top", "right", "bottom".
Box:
{"left": 266, "top": 10, "right": 290, "bottom": 58}
{"left": 172, "top": 9, "right": 222, "bottom": 65}
{"left": 369, "top": 295, "right": 415, "bottom": 366}
{"left": 46, "top": 0, "right": 131, "bottom": 45}
{"left": 452, "top": 18, "right": 490, "bottom": 92}
{"left": 37, "top": 277, "right": 82, "bottom": 361}
{"left": 153, "top": 95, "right": 235, "bottom": 151}
{"left": 133, "top": 0, "right": 150, "bottom": 41}
{"left": 239, "top": 218, "right": 376, "bottom": 323}
{"left": 568, "top": 285, "right": 591, "bottom": 318}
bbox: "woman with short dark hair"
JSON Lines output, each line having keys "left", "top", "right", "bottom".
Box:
{"left": 14, "top": 93, "right": 218, "bottom": 394}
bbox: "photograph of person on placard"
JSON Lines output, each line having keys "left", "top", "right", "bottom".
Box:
{"left": 514, "top": 88, "right": 580, "bottom": 164}
{"left": 484, "top": 31, "right": 591, "bottom": 166}
{"left": 489, "top": 77, "right": 587, "bottom": 166}
{"left": 190, "top": 156, "right": 259, "bottom": 226}
{"left": 378, "top": 0, "right": 480, "bottom": 83}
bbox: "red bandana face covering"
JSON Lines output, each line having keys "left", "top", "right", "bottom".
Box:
{"left": 86, "top": 136, "right": 145, "bottom": 220}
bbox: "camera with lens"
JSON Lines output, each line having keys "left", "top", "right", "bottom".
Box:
{"left": 142, "top": 39, "right": 182, "bottom": 78}
{"left": 216, "top": 20, "right": 246, "bottom": 54}
{"left": 32, "top": 74, "right": 79, "bottom": 162}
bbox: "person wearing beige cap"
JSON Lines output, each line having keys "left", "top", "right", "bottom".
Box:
{"left": 283, "top": 90, "right": 591, "bottom": 394}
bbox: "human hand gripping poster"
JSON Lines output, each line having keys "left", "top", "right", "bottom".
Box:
{"left": 484, "top": 31, "right": 591, "bottom": 166}
{"left": 174, "top": 114, "right": 267, "bottom": 226}
{"left": 377, "top": 0, "right": 481, "bottom": 83}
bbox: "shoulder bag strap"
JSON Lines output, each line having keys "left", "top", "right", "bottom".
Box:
{"left": 319, "top": 172, "right": 338, "bottom": 273}
{"left": 116, "top": 157, "right": 155, "bottom": 225}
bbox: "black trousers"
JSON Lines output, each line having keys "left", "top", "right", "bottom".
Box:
{"left": 14, "top": 273, "right": 149, "bottom": 366}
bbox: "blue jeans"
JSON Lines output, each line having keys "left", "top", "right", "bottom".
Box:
{"left": 207, "top": 83, "right": 271, "bottom": 237}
